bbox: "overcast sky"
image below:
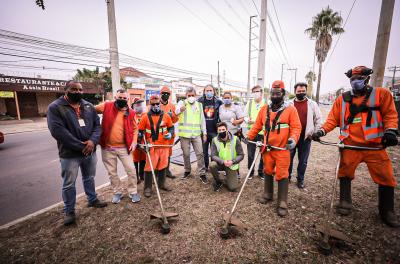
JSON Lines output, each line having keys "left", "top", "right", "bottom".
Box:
{"left": 0, "top": 0, "right": 399, "bottom": 95}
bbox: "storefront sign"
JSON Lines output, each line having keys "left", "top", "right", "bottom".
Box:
{"left": 0, "top": 91, "right": 14, "bottom": 98}
{"left": 145, "top": 90, "right": 160, "bottom": 100}
{"left": 0, "top": 75, "right": 103, "bottom": 94}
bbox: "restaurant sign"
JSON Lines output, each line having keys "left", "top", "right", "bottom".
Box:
{"left": 0, "top": 76, "right": 103, "bottom": 94}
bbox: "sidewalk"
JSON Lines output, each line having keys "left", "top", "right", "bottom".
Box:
{"left": 0, "top": 118, "right": 48, "bottom": 134}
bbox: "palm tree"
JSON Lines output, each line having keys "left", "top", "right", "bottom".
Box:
{"left": 305, "top": 70, "right": 316, "bottom": 98}
{"left": 305, "top": 6, "right": 344, "bottom": 103}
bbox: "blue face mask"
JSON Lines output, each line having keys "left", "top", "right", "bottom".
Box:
{"left": 223, "top": 99, "right": 232, "bottom": 105}
{"left": 350, "top": 79, "right": 365, "bottom": 92}
{"left": 205, "top": 91, "right": 213, "bottom": 99}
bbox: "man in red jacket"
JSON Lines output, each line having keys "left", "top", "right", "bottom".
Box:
{"left": 96, "top": 89, "right": 140, "bottom": 204}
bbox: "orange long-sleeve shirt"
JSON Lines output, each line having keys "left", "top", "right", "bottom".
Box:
{"left": 160, "top": 102, "right": 179, "bottom": 124}
{"left": 138, "top": 113, "right": 173, "bottom": 145}
{"left": 322, "top": 87, "right": 398, "bottom": 147}
{"left": 248, "top": 104, "right": 302, "bottom": 148}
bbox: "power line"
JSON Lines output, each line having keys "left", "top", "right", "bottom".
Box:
{"left": 251, "top": 0, "right": 260, "bottom": 15}
{"left": 223, "top": 0, "right": 248, "bottom": 28}
{"left": 237, "top": 0, "right": 252, "bottom": 16}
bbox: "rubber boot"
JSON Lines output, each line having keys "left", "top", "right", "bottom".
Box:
{"left": 277, "top": 178, "right": 289, "bottom": 217}
{"left": 144, "top": 172, "right": 153, "bottom": 198}
{"left": 166, "top": 157, "right": 176, "bottom": 179}
{"left": 336, "top": 177, "right": 352, "bottom": 216}
{"left": 257, "top": 174, "right": 274, "bottom": 204}
{"left": 378, "top": 185, "right": 399, "bottom": 228}
{"left": 158, "top": 169, "right": 172, "bottom": 191}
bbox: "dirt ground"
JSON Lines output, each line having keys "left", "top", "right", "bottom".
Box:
{"left": 1, "top": 130, "right": 399, "bottom": 263}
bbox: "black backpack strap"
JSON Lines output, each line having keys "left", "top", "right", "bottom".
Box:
{"left": 147, "top": 112, "right": 164, "bottom": 141}
{"left": 271, "top": 109, "right": 284, "bottom": 133}
{"left": 346, "top": 87, "right": 373, "bottom": 126}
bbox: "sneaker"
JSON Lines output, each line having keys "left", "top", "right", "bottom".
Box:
{"left": 200, "top": 175, "right": 209, "bottom": 184}
{"left": 64, "top": 212, "right": 76, "bottom": 226}
{"left": 88, "top": 198, "right": 108, "bottom": 208}
{"left": 213, "top": 182, "right": 223, "bottom": 192}
{"left": 181, "top": 171, "right": 190, "bottom": 180}
{"left": 248, "top": 173, "right": 254, "bottom": 180}
{"left": 129, "top": 193, "right": 141, "bottom": 203}
{"left": 297, "top": 181, "right": 305, "bottom": 189}
{"left": 259, "top": 174, "right": 265, "bottom": 180}
{"left": 111, "top": 193, "right": 123, "bottom": 204}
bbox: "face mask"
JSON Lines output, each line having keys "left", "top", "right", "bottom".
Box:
{"left": 134, "top": 106, "right": 144, "bottom": 114}
{"left": 151, "top": 104, "right": 161, "bottom": 113}
{"left": 295, "top": 93, "right": 307, "bottom": 101}
{"left": 205, "top": 91, "right": 213, "bottom": 99}
{"left": 187, "top": 96, "right": 196, "bottom": 104}
{"left": 350, "top": 79, "right": 366, "bottom": 92}
{"left": 161, "top": 93, "right": 170, "bottom": 102}
{"left": 271, "top": 96, "right": 283, "bottom": 105}
{"left": 67, "top": 92, "right": 82, "bottom": 103}
{"left": 253, "top": 92, "right": 262, "bottom": 100}
{"left": 223, "top": 99, "right": 232, "bottom": 105}
{"left": 115, "top": 99, "right": 128, "bottom": 109}
{"left": 218, "top": 131, "right": 227, "bottom": 139}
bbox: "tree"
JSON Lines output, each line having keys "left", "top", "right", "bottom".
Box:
{"left": 305, "top": 6, "right": 344, "bottom": 103}
{"left": 305, "top": 70, "right": 316, "bottom": 98}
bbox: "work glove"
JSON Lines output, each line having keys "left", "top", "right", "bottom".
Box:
{"left": 163, "top": 132, "right": 172, "bottom": 140}
{"left": 256, "top": 141, "right": 264, "bottom": 147}
{"left": 381, "top": 129, "right": 399, "bottom": 147}
{"left": 312, "top": 129, "right": 325, "bottom": 141}
{"left": 286, "top": 138, "right": 296, "bottom": 150}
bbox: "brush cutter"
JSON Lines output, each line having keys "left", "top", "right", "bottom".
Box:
{"left": 141, "top": 138, "right": 178, "bottom": 234}
{"left": 219, "top": 140, "right": 285, "bottom": 239}
{"left": 315, "top": 140, "right": 383, "bottom": 255}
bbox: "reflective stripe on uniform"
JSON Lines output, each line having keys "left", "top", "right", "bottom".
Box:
{"left": 178, "top": 101, "right": 203, "bottom": 137}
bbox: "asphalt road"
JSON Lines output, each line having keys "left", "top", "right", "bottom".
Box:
{"left": 0, "top": 131, "right": 120, "bottom": 226}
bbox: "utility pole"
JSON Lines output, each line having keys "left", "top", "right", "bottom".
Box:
{"left": 106, "top": 0, "right": 121, "bottom": 97}
{"left": 217, "top": 61, "right": 221, "bottom": 97}
{"left": 371, "top": 0, "right": 395, "bottom": 87}
{"left": 223, "top": 70, "right": 226, "bottom": 90}
{"left": 256, "top": 0, "right": 267, "bottom": 88}
{"left": 280, "top": 64, "right": 284, "bottom": 80}
{"left": 388, "top": 66, "right": 398, "bottom": 88}
{"left": 247, "top": 15, "right": 257, "bottom": 98}
{"left": 287, "top": 68, "right": 298, "bottom": 93}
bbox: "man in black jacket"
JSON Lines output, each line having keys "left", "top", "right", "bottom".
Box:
{"left": 198, "top": 84, "right": 223, "bottom": 171}
{"left": 47, "top": 81, "right": 107, "bottom": 226}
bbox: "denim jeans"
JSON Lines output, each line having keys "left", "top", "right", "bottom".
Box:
{"left": 203, "top": 133, "right": 217, "bottom": 169}
{"left": 247, "top": 134, "right": 264, "bottom": 175}
{"left": 60, "top": 152, "right": 98, "bottom": 214}
{"left": 289, "top": 135, "right": 312, "bottom": 183}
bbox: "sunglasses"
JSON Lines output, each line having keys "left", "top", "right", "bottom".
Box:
{"left": 151, "top": 103, "right": 160, "bottom": 106}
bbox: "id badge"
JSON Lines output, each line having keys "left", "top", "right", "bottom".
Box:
{"left": 78, "top": 118, "right": 86, "bottom": 127}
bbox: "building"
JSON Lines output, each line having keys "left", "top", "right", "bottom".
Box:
{"left": 0, "top": 75, "right": 102, "bottom": 119}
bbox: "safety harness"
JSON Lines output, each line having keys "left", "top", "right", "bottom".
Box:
{"left": 147, "top": 111, "right": 164, "bottom": 141}
{"left": 264, "top": 105, "right": 285, "bottom": 144}
{"left": 342, "top": 87, "right": 378, "bottom": 127}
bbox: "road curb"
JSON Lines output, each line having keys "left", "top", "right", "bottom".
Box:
{"left": 3, "top": 129, "right": 48, "bottom": 135}
{"left": 0, "top": 175, "right": 127, "bottom": 230}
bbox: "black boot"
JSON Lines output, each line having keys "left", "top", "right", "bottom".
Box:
{"left": 139, "top": 161, "right": 145, "bottom": 181}
{"left": 257, "top": 174, "right": 274, "bottom": 204}
{"left": 166, "top": 157, "right": 176, "bottom": 179}
{"left": 277, "top": 178, "right": 289, "bottom": 217}
{"left": 378, "top": 185, "right": 399, "bottom": 228}
{"left": 144, "top": 172, "right": 153, "bottom": 198}
{"left": 337, "top": 177, "right": 352, "bottom": 216}
{"left": 134, "top": 162, "right": 142, "bottom": 184}
{"left": 158, "top": 169, "right": 172, "bottom": 191}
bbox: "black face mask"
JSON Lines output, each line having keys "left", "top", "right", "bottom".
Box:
{"left": 296, "top": 93, "right": 307, "bottom": 101}
{"left": 67, "top": 92, "right": 82, "bottom": 103}
{"left": 218, "top": 131, "right": 227, "bottom": 139}
{"left": 271, "top": 96, "right": 283, "bottom": 105}
{"left": 115, "top": 99, "right": 128, "bottom": 109}
{"left": 161, "top": 93, "right": 170, "bottom": 103}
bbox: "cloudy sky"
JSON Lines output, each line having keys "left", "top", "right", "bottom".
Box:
{"left": 0, "top": 0, "right": 399, "bottom": 95}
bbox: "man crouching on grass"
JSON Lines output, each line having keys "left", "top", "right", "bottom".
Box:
{"left": 47, "top": 81, "right": 107, "bottom": 226}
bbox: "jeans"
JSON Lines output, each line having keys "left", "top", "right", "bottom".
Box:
{"left": 203, "top": 133, "right": 217, "bottom": 169}
{"left": 180, "top": 136, "right": 206, "bottom": 176}
{"left": 60, "top": 152, "right": 98, "bottom": 214}
{"left": 289, "top": 135, "right": 312, "bottom": 183}
{"left": 247, "top": 134, "right": 264, "bottom": 175}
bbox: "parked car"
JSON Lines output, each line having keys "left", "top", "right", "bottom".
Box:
{"left": 0, "top": 131, "right": 4, "bottom": 144}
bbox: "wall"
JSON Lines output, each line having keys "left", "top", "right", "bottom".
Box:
{"left": 0, "top": 98, "right": 6, "bottom": 114}
{"left": 36, "top": 93, "right": 57, "bottom": 116}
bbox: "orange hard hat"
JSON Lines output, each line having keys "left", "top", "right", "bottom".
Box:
{"left": 345, "top": 66, "right": 373, "bottom": 78}
{"left": 271, "top": 80, "right": 285, "bottom": 89}
{"left": 160, "top": 86, "right": 171, "bottom": 94}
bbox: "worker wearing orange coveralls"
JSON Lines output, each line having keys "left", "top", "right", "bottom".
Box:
{"left": 138, "top": 94, "right": 174, "bottom": 198}
{"left": 159, "top": 86, "right": 179, "bottom": 179}
{"left": 312, "top": 66, "right": 399, "bottom": 227}
{"left": 247, "top": 80, "right": 301, "bottom": 217}
{"left": 131, "top": 98, "right": 147, "bottom": 184}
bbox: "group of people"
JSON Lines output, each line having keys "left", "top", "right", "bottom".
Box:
{"left": 47, "top": 65, "right": 399, "bottom": 228}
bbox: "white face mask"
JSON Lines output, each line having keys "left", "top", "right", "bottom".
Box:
{"left": 187, "top": 96, "right": 196, "bottom": 104}
{"left": 253, "top": 92, "right": 262, "bottom": 100}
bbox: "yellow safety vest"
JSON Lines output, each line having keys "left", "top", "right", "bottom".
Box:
{"left": 247, "top": 99, "right": 266, "bottom": 135}
{"left": 213, "top": 135, "right": 239, "bottom": 171}
{"left": 178, "top": 101, "right": 203, "bottom": 138}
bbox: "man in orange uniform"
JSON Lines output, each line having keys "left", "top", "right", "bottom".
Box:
{"left": 159, "top": 86, "right": 179, "bottom": 179}
{"left": 312, "top": 66, "right": 399, "bottom": 227}
{"left": 247, "top": 80, "right": 301, "bottom": 217}
{"left": 131, "top": 98, "right": 147, "bottom": 184}
{"left": 138, "top": 94, "right": 174, "bottom": 198}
